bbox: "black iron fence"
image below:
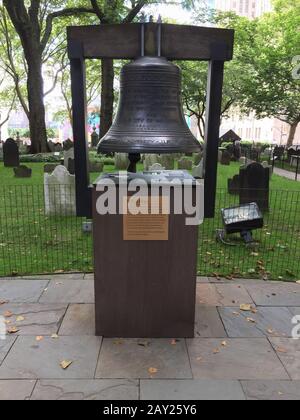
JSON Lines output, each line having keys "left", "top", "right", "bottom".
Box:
{"left": 0, "top": 184, "right": 299, "bottom": 280}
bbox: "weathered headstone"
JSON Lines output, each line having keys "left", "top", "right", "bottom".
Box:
{"left": 53, "top": 143, "right": 63, "bottom": 153}
{"left": 239, "top": 162, "right": 269, "bottom": 211}
{"left": 221, "top": 150, "right": 231, "bottom": 166}
{"left": 91, "top": 126, "right": 99, "bottom": 148}
{"left": 89, "top": 161, "right": 104, "bottom": 173}
{"left": 218, "top": 149, "right": 223, "bottom": 163}
{"left": 144, "top": 154, "right": 160, "bottom": 171}
{"left": 3, "top": 138, "right": 19, "bottom": 167}
{"left": 262, "top": 161, "right": 273, "bottom": 177}
{"left": 160, "top": 154, "right": 175, "bottom": 170}
{"left": 44, "top": 164, "right": 60, "bottom": 174}
{"left": 63, "top": 139, "right": 74, "bottom": 172}
{"left": 239, "top": 156, "right": 247, "bottom": 166}
{"left": 178, "top": 157, "right": 192, "bottom": 170}
{"left": 13, "top": 165, "right": 32, "bottom": 178}
{"left": 44, "top": 165, "right": 76, "bottom": 216}
{"left": 193, "top": 152, "right": 203, "bottom": 166}
{"left": 192, "top": 159, "right": 204, "bottom": 178}
{"left": 68, "top": 158, "right": 75, "bottom": 175}
{"left": 115, "top": 153, "right": 129, "bottom": 170}
{"left": 228, "top": 174, "right": 240, "bottom": 195}
{"left": 149, "top": 163, "right": 165, "bottom": 171}
{"left": 48, "top": 140, "right": 55, "bottom": 152}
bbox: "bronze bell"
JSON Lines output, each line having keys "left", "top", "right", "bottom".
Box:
{"left": 97, "top": 55, "right": 200, "bottom": 155}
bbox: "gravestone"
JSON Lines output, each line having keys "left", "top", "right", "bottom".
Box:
{"left": 53, "top": 143, "right": 63, "bottom": 153}
{"left": 149, "top": 163, "right": 165, "bottom": 171}
{"left": 48, "top": 140, "right": 55, "bottom": 152}
{"left": 160, "top": 154, "right": 175, "bottom": 170}
{"left": 221, "top": 150, "right": 231, "bottom": 166}
{"left": 44, "top": 165, "right": 76, "bottom": 216}
{"left": 228, "top": 174, "right": 240, "bottom": 195}
{"left": 44, "top": 164, "right": 60, "bottom": 174}
{"left": 3, "top": 138, "right": 19, "bottom": 167}
{"left": 239, "top": 162, "right": 269, "bottom": 211}
{"left": 193, "top": 152, "right": 203, "bottom": 166}
{"left": 178, "top": 157, "right": 192, "bottom": 170}
{"left": 218, "top": 149, "right": 223, "bottom": 163}
{"left": 63, "top": 139, "right": 74, "bottom": 172}
{"left": 192, "top": 159, "right": 203, "bottom": 178}
{"left": 68, "top": 158, "right": 75, "bottom": 175}
{"left": 144, "top": 154, "right": 160, "bottom": 171}
{"left": 262, "top": 161, "right": 273, "bottom": 177}
{"left": 91, "top": 126, "right": 99, "bottom": 148}
{"left": 115, "top": 153, "right": 129, "bottom": 170}
{"left": 13, "top": 165, "right": 32, "bottom": 178}
{"left": 89, "top": 161, "right": 104, "bottom": 173}
{"left": 239, "top": 156, "right": 247, "bottom": 166}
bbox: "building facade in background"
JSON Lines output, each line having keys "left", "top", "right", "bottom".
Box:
{"left": 214, "top": 0, "right": 272, "bottom": 18}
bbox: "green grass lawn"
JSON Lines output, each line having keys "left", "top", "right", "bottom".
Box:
{"left": 0, "top": 161, "right": 299, "bottom": 280}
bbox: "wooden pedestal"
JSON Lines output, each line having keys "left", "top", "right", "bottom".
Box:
{"left": 92, "top": 178, "right": 199, "bottom": 338}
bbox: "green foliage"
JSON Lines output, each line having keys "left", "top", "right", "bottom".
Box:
{"left": 20, "top": 154, "right": 62, "bottom": 163}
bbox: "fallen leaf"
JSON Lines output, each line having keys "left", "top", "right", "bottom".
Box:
{"left": 60, "top": 360, "right": 73, "bottom": 370}
{"left": 4, "top": 320, "right": 11, "bottom": 325}
{"left": 16, "top": 316, "right": 25, "bottom": 322}
{"left": 0, "top": 300, "right": 8, "bottom": 306}
{"left": 113, "top": 340, "right": 123, "bottom": 345}
{"left": 51, "top": 334, "right": 59, "bottom": 339}
{"left": 213, "top": 348, "right": 220, "bottom": 354}
{"left": 170, "top": 339, "right": 177, "bottom": 345}
{"left": 148, "top": 367, "right": 158, "bottom": 375}
{"left": 221, "top": 341, "right": 227, "bottom": 347}
{"left": 276, "top": 347, "right": 288, "bottom": 354}
{"left": 36, "top": 336, "right": 44, "bottom": 342}
{"left": 196, "top": 357, "right": 203, "bottom": 361}
{"left": 267, "top": 329, "right": 275, "bottom": 334}
{"left": 296, "top": 281, "right": 300, "bottom": 284}
{"left": 246, "top": 317, "right": 256, "bottom": 323}
{"left": 4, "top": 311, "right": 13, "bottom": 318}
{"left": 138, "top": 341, "right": 150, "bottom": 347}
{"left": 240, "top": 304, "right": 252, "bottom": 312}
{"left": 7, "top": 326, "right": 19, "bottom": 334}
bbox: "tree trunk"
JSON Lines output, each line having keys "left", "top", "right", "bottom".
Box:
{"left": 100, "top": 58, "right": 115, "bottom": 139}
{"left": 287, "top": 121, "right": 299, "bottom": 147}
{"left": 27, "top": 53, "right": 48, "bottom": 153}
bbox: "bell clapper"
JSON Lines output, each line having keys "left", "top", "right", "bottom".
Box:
{"left": 128, "top": 153, "right": 141, "bottom": 173}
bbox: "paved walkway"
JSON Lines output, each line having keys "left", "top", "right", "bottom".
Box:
{"left": 274, "top": 167, "right": 299, "bottom": 181}
{"left": 0, "top": 273, "right": 300, "bottom": 400}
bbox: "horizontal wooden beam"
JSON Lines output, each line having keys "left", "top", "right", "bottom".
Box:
{"left": 67, "top": 23, "right": 234, "bottom": 61}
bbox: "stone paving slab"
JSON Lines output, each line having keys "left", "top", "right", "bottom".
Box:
{"left": 196, "top": 277, "right": 210, "bottom": 283}
{"left": 30, "top": 379, "right": 139, "bottom": 400}
{"left": 196, "top": 284, "right": 253, "bottom": 307}
{"left": 96, "top": 338, "right": 192, "bottom": 379}
{"left": 0, "top": 303, "right": 67, "bottom": 335}
{"left": 195, "top": 307, "right": 227, "bottom": 338}
{"left": 245, "top": 283, "right": 300, "bottom": 307}
{"left": 0, "top": 380, "right": 36, "bottom": 400}
{"left": 269, "top": 338, "right": 300, "bottom": 380}
{"left": 0, "top": 337, "right": 16, "bottom": 365}
{"left": 241, "top": 380, "right": 300, "bottom": 400}
{"left": 187, "top": 338, "right": 289, "bottom": 380}
{"left": 59, "top": 304, "right": 95, "bottom": 335}
{"left": 39, "top": 279, "right": 94, "bottom": 304}
{"left": 218, "top": 307, "right": 294, "bottom": 338}
{"left": 0, "top": 336, "right": 102, "bottom": 379}
{"left": 140, "top": 379, "right": 245, "bottom": 400}
{"left": 0, "top": 280, "right": 49, "bottom": 303}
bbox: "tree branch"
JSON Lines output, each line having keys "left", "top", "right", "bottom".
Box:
{"left": 41, "top": 7, "right": 97, "bottom": 52}
{"left": 123, "top": 0, "right": 148, "bottom": 23}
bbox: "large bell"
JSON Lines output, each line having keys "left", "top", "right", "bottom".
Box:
{"left": 97, "top": 56, "right": 200, "bottom": 154}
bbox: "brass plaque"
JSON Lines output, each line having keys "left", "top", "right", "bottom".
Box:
{"left": 123, "top": 196, "right": 169, "bottom": 241}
